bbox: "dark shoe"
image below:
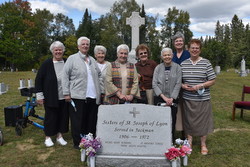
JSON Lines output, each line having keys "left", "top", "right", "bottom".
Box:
{"left": 73, "top": 145, "right": 80, "bottom": 150}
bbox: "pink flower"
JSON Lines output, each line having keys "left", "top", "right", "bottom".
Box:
{"left": 79, "top": 133, "right": 102, "bottom": 157}
{"left": 165, "top": 147, "right": 181, "bottom": 161}
{"left": 180, "top": 145, "right": 192, "bottom": 157}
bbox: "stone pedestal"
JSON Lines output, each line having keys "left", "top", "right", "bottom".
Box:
{"left": 96, "top": 155, "right": 181, "bottom": 167}
{"left": 128, "top": 50, "right": 137, "bottom": 64}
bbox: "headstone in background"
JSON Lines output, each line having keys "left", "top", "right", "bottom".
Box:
{"left": 0, "top": 83, "right": 8, "bottom": 95}
{"left": 215, "top": 66, "right": 221, "bottom": 75}
{"left": 18, "top": 79, "right": 26, "bottom": 89}
{"left": 32, "top": 69, "right": 37, "bottom": 73}
{"left": 28, "top": 79, "right": 34, "bottom": 88}
{"left": 96, "top": 104, "right": 178, "bottom": 167}
{"left": 126, "top": 12, "right": 145, "bottom": 64}
{"left": 240, "top": 57, "right": 247, "bottom": 77}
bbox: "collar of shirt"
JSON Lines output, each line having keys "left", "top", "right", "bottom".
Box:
{"left": 53, "top": 60, "right": 64, "bottom": 64}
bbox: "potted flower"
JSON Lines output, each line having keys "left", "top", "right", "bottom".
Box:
{"left": 175, "top": 138, "right": 192, "bottom": 166}
{"left": 165, "top": 147, "right": 181, "bottom": 167}
{"left": 79, "top": 133, "right": 102, "bottom": 167}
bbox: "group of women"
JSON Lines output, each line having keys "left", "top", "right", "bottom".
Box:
{"left": 35, "top": 33, "right": 216, "bottom": 156}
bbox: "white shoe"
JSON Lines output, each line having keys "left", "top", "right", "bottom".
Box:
{"left": 45, "top": 138, "right": 54, "bottom": 147}
{"left": 56, "top": 137, "right": 67, "bottom": 146}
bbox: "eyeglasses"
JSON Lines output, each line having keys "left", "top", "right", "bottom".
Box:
{"left": 139, "top": 52, "right": 147, "bottom": 55}
{"left": 190, "top": 47, "right": 200, "bottom": 50}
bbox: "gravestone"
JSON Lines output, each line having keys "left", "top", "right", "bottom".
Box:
{"left": 215, "top": 66, "right": 220, "bottom": 75}
{"left": 27, "top": 79, "right": 34, "bottom": 88}
{"left": 0, "top": 83, "right": 8, "bottom": 95}
{"left": 18, "top": 79, "right": 26, "bottom": 89}
{"left": 240, "top": 57, "right": 247, "bottom": 77}
{"left": 96, "top": 104, "right": 179, "bottom": 167}
{"left": 126, "top": 12, "right": 145, "bottom": 64}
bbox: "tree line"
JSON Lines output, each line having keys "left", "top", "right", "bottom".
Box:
{"left": 0, "top": 0, "right": 249, "bottom": 70}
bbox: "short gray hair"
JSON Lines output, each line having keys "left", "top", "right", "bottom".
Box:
{"left": 77, "top": 36, "right": 90, "bottom": 46}
{"left": 161, "top": 47, "right": 173, "bottom": 56}
{"left": 94, "top": 45, "right": 107, "bottom": 55}
{"left": 49, "top": 41, "right": 65, "bottom": 53}
{"left": 172, "top": 31, "right": 184, "bottom": 42}
{"left": 117, "top": 44, "right": 129, "bottom": 53}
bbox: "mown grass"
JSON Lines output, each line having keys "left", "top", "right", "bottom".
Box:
{"left": 0, "top": 70, "right": 250, "bottom": 167}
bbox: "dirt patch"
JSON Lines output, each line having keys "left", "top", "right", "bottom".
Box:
{"left": 16, "top": 139, "right": 36, "bottom": 151}
{"left": 37, "top": 149, "right": 55, "bottom": 162}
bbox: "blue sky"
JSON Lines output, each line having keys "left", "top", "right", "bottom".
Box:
{"left": 1, "top": 0, "right": 250, "bottom": 38}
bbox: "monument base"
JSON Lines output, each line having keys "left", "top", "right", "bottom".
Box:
{"left": 240, "top": 71, "right": 247, "bottom": 77}
{"left": 96, "top": 155, "right": 180, "bottom": 167}
{"left": 128, "top": 49, "right": 137, "bottom": 64}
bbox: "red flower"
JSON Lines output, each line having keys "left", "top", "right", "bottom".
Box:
{"left": 165, "top": 147, "right": 181, "bottom": 161}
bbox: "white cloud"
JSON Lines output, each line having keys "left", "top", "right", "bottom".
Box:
{"left": 29, "top": 0, "right": 67, "bottom": 14}
{"left": 190, "top": 22, "right": 216, "bottom": 37}
{"left": 10, "top": 0, "right": 250, "bottom": 37}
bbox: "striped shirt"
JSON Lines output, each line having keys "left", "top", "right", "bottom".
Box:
{"left": 181, "top": 58, "right": 216, "bottom": 101}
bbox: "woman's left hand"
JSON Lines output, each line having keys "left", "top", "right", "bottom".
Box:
{"left": 125, "top": 95, "right": 134, "bottom": 101}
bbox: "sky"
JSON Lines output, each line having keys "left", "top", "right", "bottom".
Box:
{"left": 1, "top": 0, "right": 250, "bottom": 38}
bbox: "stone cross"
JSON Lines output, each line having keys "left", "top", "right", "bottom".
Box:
{"left": 126, "top": 12, "right": 145, "bottom": 64}
{"left": 129, "top": 107, "right": 140, "bottom": 118}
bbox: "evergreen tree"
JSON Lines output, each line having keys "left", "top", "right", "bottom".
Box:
{"left": 139, "top": 4, "right": 146, "bottom": 44}
{"left": 160, "top": 7, "right": 193, "bottom": 49}
{"left": 215, "top": 20, "right": 224, "bottom": 42}
{"left": 230, "top": 14, "right": 246, "bottom": 67}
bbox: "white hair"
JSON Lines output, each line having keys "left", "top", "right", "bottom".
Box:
{"left": 77, "top": 36, "right": 90, "bottom": 46}
{"left": 49, "top": 41, "right": 65, "bottom": 53}
{"left": 117, "top": 44, "right": 129, "bottom": 53}
{"left": 161, "top": 47, "right": 173, "bottom": 56}
{"left": 94, "top": 45, "right": 107, "bottom": 55}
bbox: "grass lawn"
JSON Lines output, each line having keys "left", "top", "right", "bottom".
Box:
{"left": 0, "top": 70, "right": 250, "bottom": 167}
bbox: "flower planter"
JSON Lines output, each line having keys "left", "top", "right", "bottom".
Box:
{"left": 87, "top": 156, "right": 95, "bottom": 167}
{"left": 171, "top": 160, "right": 177, "bottom": 167}
{"left": 183, "top": 155, "right": 188, "bottom": 166}
{"left": 81, "top": 149, "right": 86, "bottom": 162}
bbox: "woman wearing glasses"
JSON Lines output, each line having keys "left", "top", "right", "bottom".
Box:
{"left": 135, "top": 44, "right": 157, "bottom": 105}
{"left": 181, "top": 39, "right": 216, "bottom": 155}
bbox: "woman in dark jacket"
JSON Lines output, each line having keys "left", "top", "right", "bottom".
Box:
{"left": 35, "top": 41, "right": 69, "bottom": 147}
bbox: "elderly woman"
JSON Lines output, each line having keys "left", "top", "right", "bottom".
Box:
{"left": 94, "top": 45, "right": 111, "bottom": 78}
{"left": 94, "top": 45, "right": 111, "bottom": 104}
{"left": 35, "top": 41, "right": 69, "bottom": 147}
{"left": 172, "top": 31, "right": 190, "bottom": 64}
{"left": 104, "top": 44, "right": 140, "bottom": 104}
{"left": 152, "top": 48, "right": 182, "bottom": 142}
{"left": 135, "top": 44, "right": 157, "bottom": 104}
{"left": 181, "top": 39, "right": 216, "bottom": 155}
{"left": 172, "top": 31, "right": 191, "bottom": 137}
{"left": 62, "top": 37, "right": 103, "bottom": 149}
